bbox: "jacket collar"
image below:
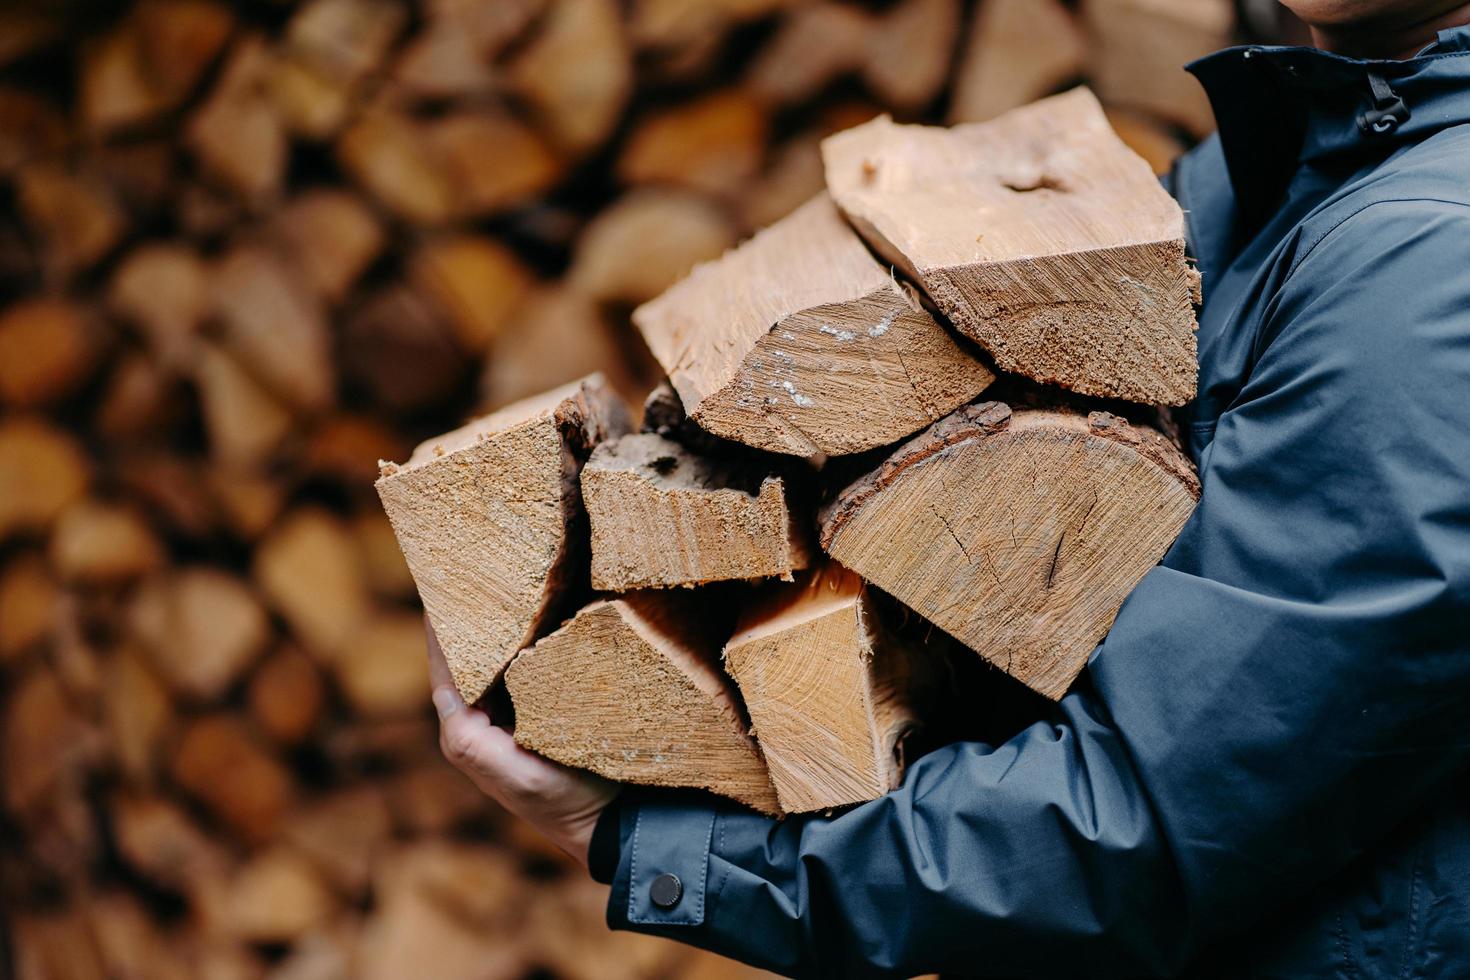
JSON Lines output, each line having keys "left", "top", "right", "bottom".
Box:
{"left": 1187, "top": 26, "right": 1470, "bottom": 237}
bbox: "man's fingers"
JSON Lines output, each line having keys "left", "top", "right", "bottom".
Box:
{"left": 424, "top": 615, "right": 454, "bottom": 691}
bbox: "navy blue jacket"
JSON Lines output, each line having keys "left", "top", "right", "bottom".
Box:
{"left": 592, "top": 30, "right": 1470, "bottom": 979}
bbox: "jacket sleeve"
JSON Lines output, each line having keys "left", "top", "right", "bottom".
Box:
{"left": 600, "top": 199, "right": 1470, "bottom": 979}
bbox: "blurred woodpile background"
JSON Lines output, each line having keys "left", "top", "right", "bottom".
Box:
{"left": 0, "top": 0, "right": 1260, "bottom": 976}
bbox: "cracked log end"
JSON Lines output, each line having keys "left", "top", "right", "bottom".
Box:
{"left": 506, "top": 594, "right": 781, "bottom": 815}
{"left": 374, "top": 375, "right": 630, "bottom": 704}
{"left": 820, "top": 402, "right": 1199, "bottom": 699}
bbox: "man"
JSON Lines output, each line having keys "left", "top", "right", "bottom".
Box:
{"left": 426, "top": 1, "right": 1470, "bottom": 975}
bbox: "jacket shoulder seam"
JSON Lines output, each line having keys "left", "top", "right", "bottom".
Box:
{"left": 1288, "top": 197, "right": 1470, "bottom": 279}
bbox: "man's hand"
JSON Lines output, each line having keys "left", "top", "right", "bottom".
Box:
{"left": 426, "top": 620, "right": 619, "bottom": 869}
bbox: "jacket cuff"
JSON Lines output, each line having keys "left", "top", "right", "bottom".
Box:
{"left": 606, "top": 792, "right": 718, "bottom": 928}
{"left": 587, "top": 795, "right": 622, "bottom": 885}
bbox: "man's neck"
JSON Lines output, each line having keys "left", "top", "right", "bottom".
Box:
{"left": 1308, "top": 3, "right": 1470, "bottom": 59}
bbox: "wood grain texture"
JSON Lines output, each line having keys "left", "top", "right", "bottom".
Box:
{"left": 583, "top": 432, "right": 810, "bottom": 590}
{"left": 375, "top": 376, "right": 630, "bottom": 703}
{"left": 824, "top": 88, "right": 1200, "bottom": 406}
{"left": 506, "top": 593, "right": 780, "bottom": 813}
{"left": 821, "top": 401, "right": 1199, "bottom": 699}
{"left": 724, "top": 563, "right": 932, "bottom": 812}
{"left": 634, "top": 192, "right": 993, "bottom": 457}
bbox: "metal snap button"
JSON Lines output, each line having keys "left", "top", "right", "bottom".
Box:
{"left": 650, "top": 872, "right": 683, "bottom": 910}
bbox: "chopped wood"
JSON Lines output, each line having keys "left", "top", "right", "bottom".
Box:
{"left": 2, "top": 669, "right": 99, "bottom": 816}
{"left": 745, "top": 4, "right": 873, "bottom": 106}
{"left": 0, "top": 554, "right": 57, "bottom": 662}
{"left": 724, "top": 563, "right": 939, "bottom": 812}
{"left": 254, "top": 507, "right": 373, "bottom": 660}
{"left": 506, "top": 593, "right": 780, "bottom": 813}
{"left": 78, "top": 23, "right": 174, "bottom": 134}
{"left": 634, "top": 192, "right": 994, "bottom": 456}
{"left": 1081, "top": 0, "right": 1232, "bottom": 138}
{"left": 108, "top": 243, "right": 210, "bottom": 369}
{"left": 385, "top": 762, "right": 493, "bottom": 835}
{"left": 583, "top": 432, "right": 811, "bottom": 590}
{"left": 273, "top": 0, "right": 406, "bottom": 137}
{"left": 568, "top": 188, "right": 737, "bottom": 304}
{"left": 0, "top": 88, "right": 66, "bottom": 177}
{"left": 0, "top": 297, "right": 99, "bottom": 408}
{"left": 429, "top": 111, "right": 563, "bottom": 218}
{"left": 213, "top": 245, "right": 335, "bottom": 413}
{"left": 172, "top": 714, "right": 295, "bottom": 843}
{"left": 110, "top": 792, "right": 231, "bottom": 891}
{"left": 87, "top": 891, "right": 194, "bottom": 980}
{"left": 508, "top": 0, "right": 633, "bottom": 154}
{"left": 377, "top": 376, "right": 629, "bottom": 702}
{"left": 282, "top": 785, "right": 393, "bottom": 897}
{"left": 864, "top": 0, "right": 960, "bottom": 112}
{"left": 821, "top": 402, "right": 1200, "bottom": 699}
{"left": 333, "top": 609, "right": 431, "bottom": 718}
{"left": 94, "top": 353, "right": 184, "bottom": 441}
{"left": 102, "top": 644, "right": 175, "bottom": 782}
{"left": 114, "top": 451, "right": 215, "bottom": 538}
{"left": 11, "top": 912, "right": 108, "bottom": 980}
{"left": 0, "top": 417, "right": 91, "bottom": 540}
{"left": 206, "top": 467, "right": 286, "bottom": 540}
{"left": 479, "top": 287, "right": 638, "bottom": 410}
{"left": 391, "top": 21, "right": 495, "bottom": 101}
{"left": 618, "top": 89, "right": 767, "bottom": 197}
{"left": 425, "top": 0, "right": 544, "bottom": 55}
{"left": 131, "top": 0, "right": 235, "bottom": 104}
{"left": 212, "top": 849, "right": 337, "bottom": 943}
{"left": 409, "top": 235, "right": 533, "bottom": 354}
{"left": 336, "top": 111, "right": 454, "bottom": 224}
{"left": 948, "top": 0, "right": 1086, "bottom": 124}
{"left": 186, "top": 35, "right": 288, "bottom": 201}
{"left": 0, "top": 9, "right": 62, "bottom": 68}
{"left": 15, "top": 162, "right": 125, "bottom": 280}
{"left": 49, "top": 500, "right": 164, "bottom": 585}
{"left": 194, "top": 343, "right": 294, "bottom": 468}
{"left": 1105, "top": 107, "right": 1187, "bottom": 176}
{"left": 270, "top": 190, "right": 385, "bottom": 305}
{"left": 351, "top": 509, "right": 416, "bottom": 600}
{"left": 248, "top": 647, "right": 327, "bottom": 745}
{"left": 341, "top": 285, "right": 465, "bottom": 413}
{"left": 302, "top": 417, "right": 410, "bottom": 489}
{"left": 738, "top": 130, "right": 828, "bottom": 230}
{"left": 823, "top": 89, "right": 1201, "bottom": 405}
{"left": 128, "top": 567, "right": 270, "bottom": 701}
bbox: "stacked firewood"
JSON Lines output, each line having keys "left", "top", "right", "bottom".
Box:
{"left": 0, "top": 0, "right": 1235, "bottom": 976}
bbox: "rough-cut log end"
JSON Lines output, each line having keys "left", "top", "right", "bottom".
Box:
{"left": 634, "top": 192, "right": 993, "bottom": 458}
{"left": 724, "top": 563, "right": 932, "bottom": 813}
{"left": 822, "top": 402, "right": 1199, "bottom": 699}
{"left": 583, "top": 433, "right": 811, "bottom": 590}
{"left": 506, "top": 594, "right": 780, "bottom": 814}
{"left": 375, "top": 375, "right": 630, "bottom": 704}
{"left": 822, "top": 89, "right": 1199, "bottom": 406}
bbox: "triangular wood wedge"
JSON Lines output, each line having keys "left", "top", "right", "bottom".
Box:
{"left": 375, "top": 376, "right": 630, "bottom": 704}
{"left": 505, "top": 594, "right": 780, "bottom": 814}
{"left": 633, "top": 192, "right": 994, "bottom": 458}
{"left": 583, "top": 432, "right": 812, "bottom": 590}
{"left": 822, "top": 88, "right": 1200, "bottom": 406}
{"left": 820, "top": 402, "right": 1200, "bottom": 699}
{"left": 724, "top": 563, "right": 937, "bottom": 813}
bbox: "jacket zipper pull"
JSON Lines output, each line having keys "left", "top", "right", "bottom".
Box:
{"left": 1359, "top": 72, "right": 1411, "bottom": 135}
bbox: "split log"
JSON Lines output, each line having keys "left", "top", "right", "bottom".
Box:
{"left": 341, "top": 285, "right": 465, "bottom": 413}
{"left": 110, "top": 793, "right": 231, "bottom": 891}
{"left": 618, "top": 89, "right": 767, "bottom": 198}
{"left": 113, "top": 452, "right": 215, "bottom": 539}
{"left": 350, "top": 508, "right": 417, "bottom": 600}
{"left": 273, "top": 0, "right": 406, "bottom": 138}
{"left": 270, "top": 190, "right": 385, "bottom": 306}
{"left": 332, "top": 610, "right": 432, "bottom": 718}
{"left": 376, "top": 376, "right": 630, "bottom": 702}
{"left": 428, "top": 111, "right": 563, "bottom": 218}
{"left": 0, "top": 554, "right": 57, "bottom": 662}
{"left": 568, "top": 188, "right": 737, "bottom": 304}
{"left": 634, "top": 192, "right": 994, "bottom": 456}
{"left": 336, "top": 111, "right": 454, "bottom": 225}
{"left": 212, "top": 245, "right": 334, "bottom": 413}
{"left": 87, "top": 891, "right": 194, "bottom": 980}
{"left": 409, "top": 235, "right": 532, "bottom": 354}
{"left": 0, "top": 88, "right": 66, "bottom": 177}
{"left": 0, "top": 417, "right": 91, "bottom": 540}
{"left": 171, "top": 714, "right": 295, "bottom": 843}
{"left": 253, "top": 507, "right": 373, "bottom": 660}
{"left": 823, "top": 89, "right": 1200, "bottom": 406}
{"left": 820, "top": 402, "right": 1200, "bottom": 699}
{"left": 186, "top": 35, "right": 288, "bottom": 201}
{"left": 507, "top": 0, "right": 633, "bottom": 154}
{"left": 391, "top": 22, "right": 496, "bottom": 101}
{"left": 1081, "top": 0, "right": 1232, "bottom": 138}
{"left": 479, "top": 287, "right": 638, "bottom": 410}
{"left": 505, "top": 593, "right": 780, "bottom": 813}
{"left": 248, "top": 647, "right": 326, "bottom": 745}
{"left": 863, "top": 0, "right": 960, "bottom": 112}
{"left": 49, "top": 499, "right": 164, "bottom": 585}
{"left": 386, "top": 762, "right": 494, "bottom": 835}
{"left": 724, "top": 563, "right": 937, "bottom": 812}
{"left": 583, "top": 433, "right": 811, "bottom": 590}
{"left": 127, "top": 567, "right": 271, "bottom": 701}
{"left": 15, "top": 162, "right": 125, "bottom": 280}
{"left": 304, "top": 416, "right": 411, "bottom": 488}
{"left": 1105, "top": 107, "right": 1187, "bottom": 176}
{"left": 424, "top": 0, "right": 544, "bottom": 55}
{"left": 745, "top": 4, "right": 873, "bottom": 106}
{"left": 282, "top": 785, "right": 393, "bottom": 897}
{"left": 95, "top": 353, "right": 185, "bottom": 441}
{"left": 948, "top": 0, "right": 1086, "bottom": 123}
{"left": 213, "top": 849, "right": 337, "bottom": 944}
{"left": 102, "top": 644, "right": 175, "bottom": 783}
{"left": 108, "top": 243, "right": 210, "bottom": 370}
{"left": 0, "top": 297, "right": 99, "bottom": 408}
{"left": 194, "top": 343, "right": 294, "bottom": 468}
{"left": 205, "top": 467, "right": 286, "bottom": 540}
{"left": 738, "top": 130, "right": 827, "bottom": 231}
{"left": 2, "top": 669, "right": 99, "bottom": 816}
